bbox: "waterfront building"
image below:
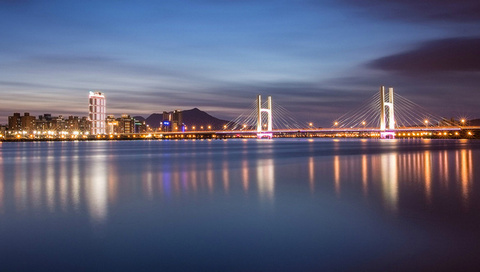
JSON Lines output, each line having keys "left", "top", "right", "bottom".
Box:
{"left": 89, "top": 91, "right": 106, "bottom": 135}
{"left": 5, "top": 112, "right": 91, "bottom": 139}
{"left": 161, "top": 110, "right": 183, "bottom": 132}
{"left": 8, "top": 113, "right": 22, "bottom": 131}
{"left": 8, "top": 112, "right": 36, "bottom": 133}
{"left": 106, "top": 115, "right": 118, "bottom": 134}
{"left": 21, "top": 113, "right": 36, "bottom": 132}
{"left": 118, "top": 114, "right": 135, "bottom": 134}
{"left": 51, "top": 115, "right": 67, "bottom": 132}
{"left": 79, "top": 117, "right": 91, "bottom": 133}
{"left": 36, "top": 114, "right": 53, "bottom": 132}
{"left": 66, "top": 116, "right": 80, "bottom": 131}
{"left": 106, "top": 114, "right": 145, "bottom": 134}
{"left": 135, "top": 119, "right": 147, "bottom": 133}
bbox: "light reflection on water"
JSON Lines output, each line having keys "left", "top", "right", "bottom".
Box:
{"left": 0, "top": 154, "right": 3, "bottom": 214}
{"left": 257, "top": 158, "right": 275, "bottom": 202}
{"left": 0, "top": 139, "right": 480, "bottom": 271}
{"left": 87, "top": 154, "right": 108, "bottom": 224}
{"left": 381, "top": 153, "right": 398, "bottom": 212}
{"left": 0, "top": 140, "right": 477, "bottom": 223}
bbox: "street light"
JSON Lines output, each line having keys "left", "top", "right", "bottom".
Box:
{"left": 424, "top": 120, "right": 428, "bottom": 127}
{"left": 461, "top": 119, "right": 466, "bottom": 125}
{"left": 334, "top": 121, "right": 338, "bottom": 126}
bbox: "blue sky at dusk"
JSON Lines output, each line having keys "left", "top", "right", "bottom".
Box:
{"left": 1, "top": 0, "right": 480, "bottom": 125}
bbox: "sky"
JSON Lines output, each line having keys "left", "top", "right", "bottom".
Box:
{"left": 1, "top": 0, "right": 480, "bottom": 126}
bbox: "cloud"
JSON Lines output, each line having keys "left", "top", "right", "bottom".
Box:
{"left": 335, "top": 0, "right": 480, "bottom": 23}
{"left": 368, "top": 37, "right": 480, "bottom": 74}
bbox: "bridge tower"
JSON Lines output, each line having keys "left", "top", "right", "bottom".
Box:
{"left": 257, "top": 95, "right": 273, "bottom": 139}
{"left": 380, "top": 86, "right": 395, "bottom": 139}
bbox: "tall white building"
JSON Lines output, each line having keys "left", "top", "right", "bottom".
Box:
{"left": 89, "top": 91, "right": 106, "bottom": 135}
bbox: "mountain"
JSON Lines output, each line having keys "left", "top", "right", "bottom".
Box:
{"left": 133, "top": 116, "right": 145, "bottom": 122}
{"left": 182, "top": 108, "right": 230, "bottom": 130}
{"left": 145, "top": 114, "right": 163, "bottom": 128}
{"left": 144, "top": 108, "right": 229, "bottom": 130}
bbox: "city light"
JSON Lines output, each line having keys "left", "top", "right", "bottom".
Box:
{"left": 0, "top": 91, "right": 477, "bottom": 141}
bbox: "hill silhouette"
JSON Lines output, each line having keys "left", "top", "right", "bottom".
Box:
{"left": 142, "top": 108, "right": 229, "bottom": 130}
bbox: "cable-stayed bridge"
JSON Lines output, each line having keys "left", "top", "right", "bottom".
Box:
{"left": 3, "top": 86, "right": 476, "bottom": 141}
{"left": 201, "top": 86, "right": 478, "bottom": 139}
{"left": 83, "top": 86, "right": 478, "bottom": 140}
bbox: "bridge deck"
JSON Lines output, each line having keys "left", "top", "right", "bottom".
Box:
{"left": 151, "top": 126, "right": 478, "bottom": 136}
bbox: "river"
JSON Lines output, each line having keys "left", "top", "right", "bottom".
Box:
{"left": 0, "top": 139, "right": 479, "bottom": 271}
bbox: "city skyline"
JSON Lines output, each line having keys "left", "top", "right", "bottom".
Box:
{"left": 1, "top": 1, "right": 480, "bottom": 126}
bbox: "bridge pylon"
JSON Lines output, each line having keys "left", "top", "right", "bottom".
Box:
{"left": 380, "top": 86, "right": 395, "bottom": 139}
{"left": 257, "top": 95, "right": 273, "bottom": 139}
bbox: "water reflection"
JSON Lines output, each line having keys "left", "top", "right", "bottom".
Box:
{"left": 46, "top": 147, "right": 55, "bottom": 212}
{"left": 458, "top": 149, "right": 473, "bottom": 206}
{"left": 223, "top": 160, "right": 229, "bottom": 194}
{"left": 333, "top": 155, "right": 340, "bottom": 195}
{"left": 424, "top": 151, "right": 432, "bottom": 204}
{"left": 0, "top": 156, "right": 3, "bottom": 213}
{"left": 380, "top": 153, "right": 398, "bottom": 212}
{"left": 87, "top": 155, "right": 109, "bottom": 224}
{"left": 242, "top": 160, "right": 249, "bottom": 193}
{"left": 256, "top": 159, "right": 275, "bottom": 202}
{"left": 309, "top": 157, "right": 315, "bottom": 192}
{"left": 0, "top": 140, "right": 477, "bottom": 226}
{"left": 324, "top": 144, "right": 475, "bottom": 211}
{"left": 361, "top": 155, "right": 368, "bottom": 196}
{"left": 207, "top": 160, "right": 214, "bottom": 194}
{"left": 441, "top": 150, "right": 449, "bottom": 188}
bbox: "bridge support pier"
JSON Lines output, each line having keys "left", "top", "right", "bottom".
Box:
{"left": 380, "top": 86, "right": 395, "bottom": 139}
{"left": 380, "top": 131, "right": 396, "bottom": 139}
{"left": 257, "top": 95, "right": 273, "bottom": 139}
{"left": 257, "top": 132, "right": 273, "bottom": 139}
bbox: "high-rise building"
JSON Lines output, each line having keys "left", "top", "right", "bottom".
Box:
{"left": 106, "top": 115, "right": 118, "bottom": 134}
{"left": 161, "top": 110, "right": 183, "bottom": 132}
{"left": 89, "top": 91, "right": 106, "bottom": 135}
{"left": 118, "top": 114, "right": 135, "bottom": 134}
{"left": 8, "top": 113, "right": 22, "bottom": 131}
{"left": 8, "top": 112, "right": 36, "bottom": 132}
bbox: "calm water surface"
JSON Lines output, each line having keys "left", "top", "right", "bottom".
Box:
{"left": 0, "top": 139, "right": 479, "bottom": 271}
